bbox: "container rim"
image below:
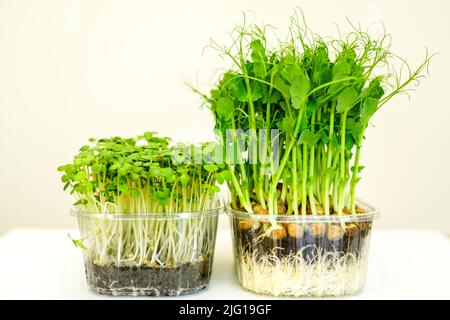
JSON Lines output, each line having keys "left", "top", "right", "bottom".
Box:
{"left": 70, "top": 206, "right": 224, "bottom": 220}
{"left": 226, "top": 199, "right": 379, "bottom": 223}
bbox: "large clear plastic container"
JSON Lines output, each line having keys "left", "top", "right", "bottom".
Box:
{"left": 72, "top": 208, "right": 221, "bottom": 296}
{"left": 228, "top": 202, "right": 379, "bottom": 297}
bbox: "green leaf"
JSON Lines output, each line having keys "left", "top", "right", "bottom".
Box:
{"left": 299, "top": 114, "right": 309, "bottom": 131}
{"left": 290, "top": 73, "right": 311, "bottom": 109}
{"left": 250, "top": 40, "right": 267, "bottom": 78}
{"left": 143, "top": 131, "right": 154, "bottom": 141}
{"left": 310, "top": 133, "right": 322, "bottom": 147}
{"left": 109, "top": 163, "right": 120, "bottom": 171}
{"left": 331, "top": 134, "right": 339, "bottom": 149}
{"left": 180, "top": 173, "right": 189, "bottom": 186}
{"left": 216, "top": 97, "right": 234, "bottom": 120}
{"left": 273, "top": 75, "right": 290, "bottom": 99}
{"left": 150, "top": 167, "right": 161, "bottom": 177}
{"left": 249, "top": 81, "right": 262, "bottom": 101}
{"left": 63, "top": 182, "right": 70, "bottom": 191}
{"left": 319, "top": 128, "right": 329, "bottom": 144}
{"left": 306, "top": 99, "right": 318, "bottom": 116}
{"left": 280, "top": 117, "right": 294, "bottom": 136}
{"left": 282, "top": 65, "right": 303, "bottom": 83}
{"left": 106, "top": 183, "right": 117, "bottom": 191}
{"left": 117, "top": 166, "right": 130, "bottom": 176}
{"left": 345, "top": 133, "right": 355, "bottom": 151}
{"left": 366, "top": 77, "right": 385, "bottom": 99}
{"left": 73, "top": 171, "right": 86, "bottom": 182}
{"left": 269, "top": 90, "right": 281, "bottom": 104}
{"left": 352, "top": 121, "right": 364, "bottom": 140}
{"left": 73, "top": 199, "right": 88, "bottom": 206}
{"left": 327, "top": 73, "right": 348, "bottom": 96}
{"left": 68, "top": 233, "right": 87, "bottom": 250}
{"left": 156, "top": 187, "right": 170, "bottom": 201}
{"left": 250, "top": 40, "right": 266, "bottom": 63}
{"left": 332, "top": 61, "right": 350, "bottom": 78}
{"left": 251, "top": 62, "right": 265, "bottom": 79}
{"left": 219, "top": 170, "right": 232, "bottom": 183}
{"left": 84, "top": 181, "right": 93, "bottom": 192}
{"left": 161, "top": 167, "right": 174, "bottom": 177}
{"left": 299, "top": 130, "right": 321, "bottom": 148}
{"left": 81, "top": 156, "right": 93, "bottom": 166}
{"left": 336, "top": 87, "right": 358, "bottom": 113}
{"left": 91, "top": 163, "right": 101, "bottom": 172}
{"left": 314, "top": 68, "right": 331, "bottom": 85}
{"left": 361, "top": 97, "right": 379, "bottom": 124}
{"left": 130, "top": 188, "right": 140, "bottom": 197}
{"left": 204, "top": 164, "right": 218, "bottom": 172}
{"left": 346, "top": 117, "right": 355, "bottom": 131}
{"left": 229, "top": 78, "right": 248, "bottom": 102}
{"left": 351, "top": 165, "right": 365, "bottom": 173}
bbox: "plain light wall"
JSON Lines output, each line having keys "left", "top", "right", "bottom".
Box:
{"left": 0, "top": 0, "right": 449, "bottom": 235}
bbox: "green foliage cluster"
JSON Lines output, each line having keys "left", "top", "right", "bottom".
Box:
{"left": 58, "top": 132, "right": 225, "bottom": 213}
{"left": 201, "top": 12, "right": 432, "bottom": 216}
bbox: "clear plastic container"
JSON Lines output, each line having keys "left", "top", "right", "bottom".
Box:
{"left": 228, "top": 201, "right": 379, "bottom": 297}
{"left": 72, "top": 208, "right": 221, "bottom": 296}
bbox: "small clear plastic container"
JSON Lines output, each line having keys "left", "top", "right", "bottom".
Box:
{"left": 72, "top": 208, "right": 221, "bottom": 296}
{"left": 228, "top": 201, "right": 379, "bottom": 297}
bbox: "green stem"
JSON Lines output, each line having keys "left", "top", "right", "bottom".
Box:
{"left": 338, "top": 110, "right": 348, "bottom": 215}
{"left": 268, "top": 105, "right": 305, "bottom": 214}
{"left": 350, "top": 132, "right": 364, "bottom": 214}
{"left": 292, "top": 146, "right": 299, "bottom": 215}
{"left": 324, "top": 101, "right": 336, "bottom": 215}
{"left": 309, "top": 111, "right": 317, "bottom": 216}
{"left": 301, "top": 143, "right": 308, "bottom": 216}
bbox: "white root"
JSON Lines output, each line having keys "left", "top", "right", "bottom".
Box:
{"left": 82, "top": 213, "right": 218, "bottom": 268}
{"left": 235, "top": 243, "right": 370, "bottom": 297}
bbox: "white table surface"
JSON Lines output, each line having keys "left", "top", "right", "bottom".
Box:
{"left": 0, "top": 227, "right": 449, "bottom": 299}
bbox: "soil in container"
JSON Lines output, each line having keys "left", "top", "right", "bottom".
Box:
{"left": 85, "top": 258, "right": 212, "bottom": 296}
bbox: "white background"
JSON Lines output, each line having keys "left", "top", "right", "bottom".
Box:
{"left": 0, "top": 0, "right": 449, "bottom": 234}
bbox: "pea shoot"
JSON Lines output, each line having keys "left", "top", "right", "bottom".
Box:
{"left": 199, "top": 12, "right": 433, "bottom": 218}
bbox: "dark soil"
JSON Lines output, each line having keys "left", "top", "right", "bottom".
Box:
{"left": 84, "top": 259, "right": 212, "bottom": 296}
{"left": 233, "top": 220, "right": 372, "bottom": 263}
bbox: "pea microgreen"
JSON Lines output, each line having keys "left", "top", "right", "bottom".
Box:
{"left": 196, "top": 11, "right": 433, "bottom": 217}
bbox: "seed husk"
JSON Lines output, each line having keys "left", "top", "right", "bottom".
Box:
{"left": 356, "top": 205, "right": 366, "bottom": 214}
{"left": 327, "top": 224, "right": 344, "bottom": 241}
{"left": 345, "top": 223, "right": 360, "bottom": 237}
{"left": 308, "top": 223, "right": 326, "bottom": 238}
{"left": 315, "top": 204, "right": 324, "bottom": 215}
{"left": 253, "top": 204, "right": 269, "bottom": 215}
{"left": 287, "top": 223, "right": 304, "bottom": 238}
{"left": 270, "top": 225, "right": 287, "bottom": 240}
{"left": 238, "top": 219, "right": 254, "bottom": 230}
